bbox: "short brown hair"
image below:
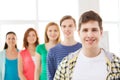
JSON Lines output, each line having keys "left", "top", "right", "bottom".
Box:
{"left": 60, "top": 15, "right": 76, "bottom": 26}
{"left": 44, "top": 22, "right": 61, "bottom": 43}
{"left": 78, "top": 10, "right": 103, "bottom": 31}
{"left": 23, "top": 28, "right": 39, "bottom": 49}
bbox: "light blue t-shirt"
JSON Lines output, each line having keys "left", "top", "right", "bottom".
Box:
{"left": 4, "top": 58, "right": 19, "bottom": 80}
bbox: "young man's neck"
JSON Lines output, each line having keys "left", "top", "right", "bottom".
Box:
{"left": 82, "top": 47, "right": 101, "bottom": 57}
{"left": 61, "top": 38, "right": 77, "bottom": 46}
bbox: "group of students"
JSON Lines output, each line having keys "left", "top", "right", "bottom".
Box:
{"left": 0, "top": 10, "right": 120, "bottom": 80}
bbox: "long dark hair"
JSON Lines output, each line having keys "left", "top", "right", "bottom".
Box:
{"left": 4, "top": 31, "right": 17, "bottom": 49}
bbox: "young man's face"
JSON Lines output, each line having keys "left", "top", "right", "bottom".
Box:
{"left": 61, "top": 19, "right": 76, "bottom": 39}
{"left": 78, "top": 20, "right": 103, "bottom": 49}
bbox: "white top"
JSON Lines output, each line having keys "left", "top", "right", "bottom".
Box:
{"left": 32, "top": 56, "right": 36, "bottom": 64}
{"left": 72, "top": 49, "right": 107, "bottom": 80}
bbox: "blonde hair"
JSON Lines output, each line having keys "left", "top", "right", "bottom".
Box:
{"left": 44, "top": 22, "right": 61, "bottom": 43}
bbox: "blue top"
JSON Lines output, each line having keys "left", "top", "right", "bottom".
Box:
{"left": 47, "top": 42, "right": 82, "bottom": 80}
{"left": 4, "top": 58, "right": 19, "bottom": 80}
{"left": 0, "top": 49, "right": 19, "bottom": 80}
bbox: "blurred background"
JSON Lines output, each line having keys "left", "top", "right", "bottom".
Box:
{"left": 0, "top": 0, "right": 120, "bottom": 57}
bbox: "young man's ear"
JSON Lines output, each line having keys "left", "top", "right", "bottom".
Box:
{"left": 101, "top": 30, "right": 103, "bottom": 36}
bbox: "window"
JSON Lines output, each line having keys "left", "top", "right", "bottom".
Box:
{"left": 0, "top": 0, "right": 36, "bottom": 20}
{"left": 100, "top": 0, "right": 120, "bottom": 56}
{"left": 0, "top": 0, "right": 79, "bottom": 50}
{"left": 38, "top": 0, "right": 79, "bottom": 21}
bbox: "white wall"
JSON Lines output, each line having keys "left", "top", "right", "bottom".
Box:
{"left": 79, "top": 0, "right": 100, "bottom": 15}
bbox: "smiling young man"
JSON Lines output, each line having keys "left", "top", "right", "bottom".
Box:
{"left": 54, "top": 11, "right": 120, "bottom": 80}
{"left": 47, "top": 15, "right": 82, "bottom": 80}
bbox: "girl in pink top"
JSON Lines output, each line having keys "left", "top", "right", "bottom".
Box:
{"left": 18, "top": 28, "right": 40, "bottom": 80}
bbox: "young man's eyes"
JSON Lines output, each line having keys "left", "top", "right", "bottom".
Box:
{"left": 92, "top": 28, "right": 98, "bottom": 32}
{"left": 82, "top": 29, "right": 88, "bottom": 32}
{"left": 61, "top": 24, "right": 73, "bottom": 28}
{"left": 61, "top": 25, "right": 66, "bottom": 28}
{"left": 82, "top": 28, "right": 98, "bottom": 32}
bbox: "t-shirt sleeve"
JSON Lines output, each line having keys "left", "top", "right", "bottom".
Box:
{"left": 36, "top": 45, "right": 41, "bottom": 55}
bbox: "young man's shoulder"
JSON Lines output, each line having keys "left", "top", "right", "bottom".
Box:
{"left": 60, "top": 49, "right": 81, "bottom": 64}
{"left": 47, "top": 43, "right": 61, "bottom": 56}
{"left": 104, "top": 49, "right": 120, "bottom": 62}
{"left": 49, "top": 43, "right": 61, "bottom": 51}
{"left": 112, "top": 54, "right": 120, "bottom": 62}
{"left": 50, "top": 42, "right": 82, "bottom": 50}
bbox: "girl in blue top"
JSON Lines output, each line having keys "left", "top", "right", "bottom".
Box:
{"left": 0, "top": 31, "right": 19, "bottom": 80}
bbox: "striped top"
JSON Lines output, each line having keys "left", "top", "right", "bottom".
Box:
{"left": 47, "top": 42, "right": 82, "bottom": 80}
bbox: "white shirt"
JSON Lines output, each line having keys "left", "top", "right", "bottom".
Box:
{"left": 32, "top": 56, "right": 36, "bottom": 64}
{"left": 72, "top": 49, "right": 107, "bottom": 80}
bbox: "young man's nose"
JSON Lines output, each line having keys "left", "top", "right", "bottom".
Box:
{"left": 87, "top": 31, "right": 94, "bottom": 37}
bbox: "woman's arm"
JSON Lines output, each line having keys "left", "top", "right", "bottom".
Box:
{"left": 18, "top": 53, "right": 27, "bottom": 80}
{"left": 34, "top": 53, "right": 41, "bottom": 80}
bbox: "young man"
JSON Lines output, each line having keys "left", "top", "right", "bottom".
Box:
{"left": 47, "top": 15, "right": 82, "bottom": 80}
{"left": 54, "top": 11, "right": 120, "bottom": 80}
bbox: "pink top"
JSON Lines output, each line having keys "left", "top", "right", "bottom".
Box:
{"left": 20, "top": 49, "right": 35, "bottom": 80}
